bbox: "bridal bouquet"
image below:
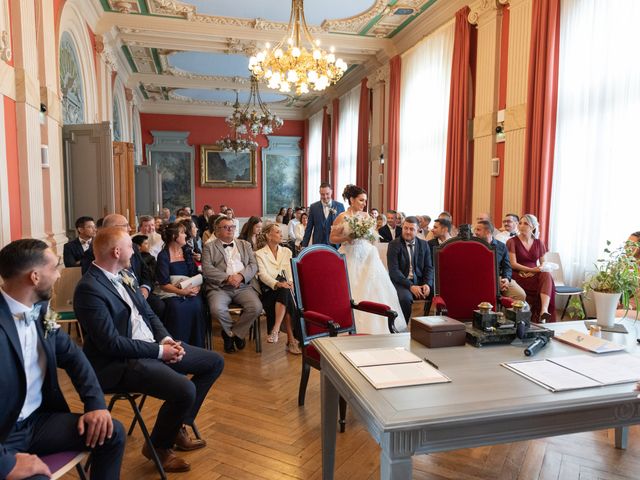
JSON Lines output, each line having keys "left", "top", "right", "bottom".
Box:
{"left": 343, "top": 214, "right": 378, "bottom": 242}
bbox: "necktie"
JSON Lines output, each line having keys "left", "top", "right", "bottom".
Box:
{"left": 223, "top": 243, "right": 234, "bottom": 248}
{"left": 407, "top": 242, "right": 414, "bottom": 279}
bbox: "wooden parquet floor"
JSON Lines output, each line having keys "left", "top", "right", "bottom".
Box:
{"left": 58, "top": 321, "right": 640, "bottom": 480}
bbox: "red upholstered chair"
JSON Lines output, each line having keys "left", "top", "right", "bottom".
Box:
{"left": 291, "top": 245, "right": 398, "bottom": 431}
{"left": 432, "top": 236, "right": 513, "bottom": 319}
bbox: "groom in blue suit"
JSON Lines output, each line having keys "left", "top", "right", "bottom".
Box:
{"left": 301, "top": 182, "right": 345, "bottom": 249}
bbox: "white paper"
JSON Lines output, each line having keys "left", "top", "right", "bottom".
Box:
{"left": 503, "top": 360, "right": 601, "bottom": 392}
{"left": 342, "top": 347, "right": 422, "bottom": 368}
{"left": 554, "top": 329, "right": 625, "bottom": 354}
{"left": 550, "top": 354, "right": 640, "bottom": 385}
{"left": 359, "top": 362, "right": 451, "bottom": 389}
{"left": 179, "top": 273, "right": 203, "bottom": 290}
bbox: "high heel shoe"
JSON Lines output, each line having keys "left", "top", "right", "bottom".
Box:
{"left": 287, "top": 340, "right": 301, "bottom": 355}
{"left": 267, "top": 330, "right": 279, "bottom": 343}
{"left": 540, "top": 312, "right": 551, "bottom": 323}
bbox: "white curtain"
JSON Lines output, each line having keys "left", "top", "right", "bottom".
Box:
{"left": 306, "top": 109, "right": 323, "bottom": 206}
{"left": 397, "top": 21, "right": 454, "bottom": 216}
{"left": 549, "top": 0, "right": 640, "bottom": 285}
{"left": 336, "top": 85, "right": 360, "bottom": 200}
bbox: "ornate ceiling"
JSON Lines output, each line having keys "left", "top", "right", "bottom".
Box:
{"left": 94, "top": 0, "right": 445, "bottom": 118}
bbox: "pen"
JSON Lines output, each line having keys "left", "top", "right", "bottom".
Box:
{"left": 423, "top": 357, "right": 439, "bottom": 369}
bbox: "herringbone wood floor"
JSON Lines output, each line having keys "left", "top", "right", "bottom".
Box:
{"left": 59, "top": 320, "right": 640, "bottom": 480}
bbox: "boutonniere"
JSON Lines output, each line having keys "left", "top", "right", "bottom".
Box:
{"left": 120, "top": 271, "right": 137, "bottom": 291}
{"left": 43, "top": 306, "right": 61, "bottom": 339}
{"left": 329, "top": 207, "right": 337, "bottom": 216}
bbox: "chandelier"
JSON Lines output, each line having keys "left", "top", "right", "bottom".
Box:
{"left": 216, "top": 91, "right": 259, "bottom": 153}
{"left": 248, "top": 0, "right": 348, "bottom": 96}
{"left": 226, "top": 77, "right": 284, "bottom": 136}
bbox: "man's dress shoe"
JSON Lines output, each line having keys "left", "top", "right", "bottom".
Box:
{"left": 233, "top": 335, "right": 246, "bottom": 351}
{"left": 174, "top": 426, "right": 207, "bottom": 451}
{"left": 142, "top": 443, "right": 190, "bottom": 472}
{"left": 221, "top": 330, "right": 236, "bottom": 353}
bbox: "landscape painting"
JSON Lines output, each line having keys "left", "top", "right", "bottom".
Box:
{"left": 200, "top": 145, "right": 256, "bottom": 187}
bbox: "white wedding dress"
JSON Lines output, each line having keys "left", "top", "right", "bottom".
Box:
{"left": 338, "top": 214, "right": 407, "bottom": 334}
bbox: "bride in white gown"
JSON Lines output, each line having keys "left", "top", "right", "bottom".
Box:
{"left": 329, "top": 185, "right": 407, "bottom": 334}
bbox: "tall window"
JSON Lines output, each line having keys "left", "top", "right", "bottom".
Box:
{"left": 549, "top": 0, "right": 640, "bottom": 285}
{"left": 336, "top": 85, "right": 360, "bottom": 199}
{"left": 306, "top": 109, "right": 323, "bottom": 205}
{"left": 397, "top": 21, "right": 454, "bottom": 215}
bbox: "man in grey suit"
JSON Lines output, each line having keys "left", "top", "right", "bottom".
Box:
{"left": 202, "top": 216, "right": 263, "bottom": 353}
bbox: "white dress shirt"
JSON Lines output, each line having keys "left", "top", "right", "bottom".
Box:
{"left": 93, "top": 264, "right": 164, "bottom": 358}
{"left": 495, "top": 230, "right": 518, "bottom": 244}
{"left": 1, "top": 289, "right": 47, "bottom": 421}
{"left": 288, "top": 218, "right": 300, "bottom": 240}
{"left": 222, "top": 242, "right": 245, "bottom": 275}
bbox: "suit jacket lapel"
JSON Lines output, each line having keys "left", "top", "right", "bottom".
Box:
{"left": 214, "top": 240, "right": 229, "bottom": 270}
{"left": 0, "top": 295, "right": 25, "bottom": 367}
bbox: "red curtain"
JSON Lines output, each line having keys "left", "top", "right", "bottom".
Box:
{"left": 331, "top": 98, "right": 340, "bottom": 191}
{"left": 320, "top": 106, "right": 329, "bottom": 182}
{"left": 386, "top": 55, "right": 401, "bottom": 211}
{"left": 444, "top": 6, "right": 473, "bottom": 225}
{"left": 356, "top": 78, "right": 371, "bottom": 190}
{"left": 522, "top": 0, "right": 560, "bottom": 245}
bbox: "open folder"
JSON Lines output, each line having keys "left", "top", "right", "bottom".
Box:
{"left": 342, "top": 347, "right": 451, "bottom": 389}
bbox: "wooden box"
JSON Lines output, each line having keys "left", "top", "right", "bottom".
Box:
{"left": 411, "top": 316, "right": 466, "bottom": 348}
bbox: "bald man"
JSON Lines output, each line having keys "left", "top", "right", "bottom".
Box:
{"left": 81, "top": 214, "right": 164, "bottom": 318}
{"left": 74, "top": 228, "right": 224, "bottom": 473}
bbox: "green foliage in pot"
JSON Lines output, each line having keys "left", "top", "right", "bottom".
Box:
{"left": 583, "top": 240, "right": 640, "bottom": 313}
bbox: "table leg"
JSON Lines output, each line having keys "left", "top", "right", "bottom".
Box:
{"left": 379, "top": 433, "right": 412, "bottom": 480}
{"left": 615, "top": 426, "right": 628, "bottom": 450}
{"left": 321, "top": 372, "right": 339, "bottom": 480}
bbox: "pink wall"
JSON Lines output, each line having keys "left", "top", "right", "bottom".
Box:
{"left": 4, "top": 96, "right": 21, "bottom": 239}
{"left": 140, "top": 113, "right": 306, "bottom": 217}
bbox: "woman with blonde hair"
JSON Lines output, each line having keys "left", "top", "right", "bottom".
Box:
{"left": 255, "top": 223, "right": 301, "bottom": 354}
{"left": 507, "top": 214, "right": 556, "bottom": 322}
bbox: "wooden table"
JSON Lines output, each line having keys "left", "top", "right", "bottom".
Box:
{"left": 315, "top": 320, "right": 640, "bottom": 479}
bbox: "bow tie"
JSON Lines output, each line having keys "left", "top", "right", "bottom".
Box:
{"left": 509, "top": 232, "right": 516, "bottom": 237}
{"left": 223, "top": 243, "right": 234, "bottom": 249}
{"left": 15, "top": 305, "right": 42, "bottom": 326}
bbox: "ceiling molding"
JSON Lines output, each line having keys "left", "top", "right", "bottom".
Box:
{"left": 137, "top": 100, "right": 306, "bottom": 121}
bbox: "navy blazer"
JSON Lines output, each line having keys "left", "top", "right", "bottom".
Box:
{"left": 63, "top": 238, "right": 85, "bottom": 267}
{"left": 0, "top": 295, "right": 105, "bottom": 477}
{"left": 491, "top": 238, "right": 513, "bottom": 281}
{"left": 301, "top": 200, "right": 345, "bottom": 248}
{"left": 387, "top": 237, "right": 434, "bottom": 291}
{"left": 73, "top": 265, "right": 170, "bottom": 390}
{"left": 378, "top": 224, "right": 402, "bottom": 243}
{"left": 81, "top": 244, "right": 153, "bottom": 291}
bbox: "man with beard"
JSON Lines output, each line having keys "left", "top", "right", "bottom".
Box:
{"left": 0, "top": 239, "right": 125, "bottom": 479}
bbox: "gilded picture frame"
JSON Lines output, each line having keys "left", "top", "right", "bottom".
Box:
{"left": 200, "top": 145, "right": 257, "bottom": 188}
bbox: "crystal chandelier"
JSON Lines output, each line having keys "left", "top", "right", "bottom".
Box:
{"left": 216, "top": 91, "right": 259, "bottom": 153}
{"left": 226, "top": 77, "right": 284, "bottom": 136}
{"left": 248, "top": 0, "right": 348, "bottom": 96}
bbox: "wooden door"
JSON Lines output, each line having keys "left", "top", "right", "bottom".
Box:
{"left": 113, "top": 141, "right": 136, "bottom": 228}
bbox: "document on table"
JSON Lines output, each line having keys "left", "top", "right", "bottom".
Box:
{"left": 342, "top": 347, "right": 422, "bottom": 367}
{"left": 342, "top": 347, "right": 451, "bottom": 389}
{"left": 553, "top": 329, "right": 625, "bottom": 353}
{"left": 503, "top": 353, "right": 640, "bottom": 392}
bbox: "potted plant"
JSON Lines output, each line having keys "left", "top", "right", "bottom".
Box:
{"left": 584, "top": 240, "right": 640, "bottom": 327}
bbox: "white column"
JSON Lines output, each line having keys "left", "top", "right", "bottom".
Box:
{"left": 0, "top": 96, "right": 11, "bottom": 245}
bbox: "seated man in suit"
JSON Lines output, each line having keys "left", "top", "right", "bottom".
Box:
{"left": 427, "top": 218, "right": 453, "bottom": 260}
{"left": 63, "top": 216, "right": 96, "bottom": 267}
{"left": 387, "top": 217, "right": 434, "bottom": 323}
{"left": 74, "top": 227, "right": 224, "bottom": 473}
{"left": 474, "top": 220, "right": 526, "bottom": 301}
{"left": 82, "top": 214, "right": 165, "bottom": 319}
{"left": 0, "top": 239, "right": 125, "bottom": 480}
{"left": 495, "top": 213, "right": 520, "bottom": 244}
{"left": 378, "top": 210, "right": 402, "bottom": 243}
{"left": 202, "top": 216, "right": 263, "bottom": 353}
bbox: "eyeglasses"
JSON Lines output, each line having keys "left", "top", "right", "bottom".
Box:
{"left": 218, "top": 225, "right": 236, "bottom": 231}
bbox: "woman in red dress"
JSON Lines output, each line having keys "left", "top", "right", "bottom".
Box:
{"left": 507, "top": 214, "right": 556, "bottom": 322}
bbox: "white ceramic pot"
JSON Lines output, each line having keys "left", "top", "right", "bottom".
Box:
{"left": 593, "top": 291, "right": 621, "bottom": 328}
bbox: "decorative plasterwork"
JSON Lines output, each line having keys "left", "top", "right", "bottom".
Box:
{"left": 110, "top": 0, "right": 141, "bottom": 14}
{"left": 156, "top": 51, "right": 249, "bottom": 84}
{"left": 0, "top": 0, "right": 11, "bottom": 62}
{"left": 320, "top": 0, "right": 389, "bottom": 33}
{"left": 367, "top": 64, "right": 390, "bottom": 87}
{"left": 225, "top": 38, "right": 258, "bottom": 56}
{"left": 95, "top": 35, "right": 118, "bottom": 71}
{"left": 468, "top": 0, "right": 510, "bottom": 25}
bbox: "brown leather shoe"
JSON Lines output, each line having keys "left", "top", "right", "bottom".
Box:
{"left": 174, "top": 426, "right": 207, "bottom": 451}
{"left": 142, "top": 443, "right": 191, "bottom": 472}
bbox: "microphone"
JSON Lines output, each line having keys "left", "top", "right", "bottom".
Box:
{"left": 524, "top": 336, "right": 548, "bottom": 357}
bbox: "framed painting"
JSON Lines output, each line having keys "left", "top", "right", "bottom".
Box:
{"left": 200, "top": 145, "right": 256, "bottom": 188}
{"left": 262, "top": 136, "right": 303, "bottom": 215}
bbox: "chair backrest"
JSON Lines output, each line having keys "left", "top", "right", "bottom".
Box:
{"left": 51, "top": 267, "right": 83, "bottom": 313}
{"left": 376, "top": 242, "right": 388, "bottom": 271}
{"left": 544, "top": 251, "right": 565, "bottom": 286}
{"left": 434, "top": 237, "right": 500, "bottom": 320}
{"left": 41, "top": 451, "right": 87, "bottom": 480}
{"left": 291, "top": 245, "right": 355, "bottom": 340}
